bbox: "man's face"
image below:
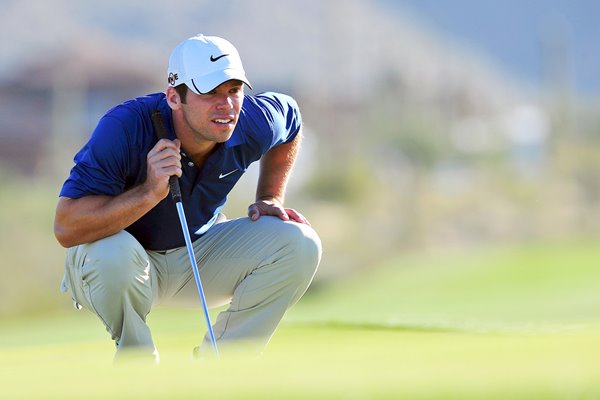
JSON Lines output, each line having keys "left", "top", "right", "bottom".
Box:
{"left": 179, "top": 79, "right": 244, "bottom": 144}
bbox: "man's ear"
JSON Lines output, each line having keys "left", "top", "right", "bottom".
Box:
{"left": 166, "top": 86, "right": 181, "bottom": 109}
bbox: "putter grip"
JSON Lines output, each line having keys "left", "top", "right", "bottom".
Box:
{"left": 151, "top": 111, "right": 182, "bottom": 203}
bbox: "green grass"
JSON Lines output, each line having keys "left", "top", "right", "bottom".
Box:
{"left": 1, "top": 241, "right": 599, "bottom": 399}
{"left": 288, "top": 241, "right": 600, "bottom": 330}
{"left": 2, "top": 309, "right": 599, "bottom": 399}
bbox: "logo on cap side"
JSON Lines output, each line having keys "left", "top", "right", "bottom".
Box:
{"left": 210, "top": 54, "right": 229, "bottom": 62}
{"left": 168, "top": 72, "right": 179, "bottom": 85}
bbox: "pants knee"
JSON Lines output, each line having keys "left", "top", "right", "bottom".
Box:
{"left": 277, "top": 222, "right": 322, "bottom": 284}
{"left": 82, "top": 231, "right": 151, "bottom": 296}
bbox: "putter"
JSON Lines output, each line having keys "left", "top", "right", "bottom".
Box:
{"left": 151, "top": 111, "right": 219, "bottom": 358}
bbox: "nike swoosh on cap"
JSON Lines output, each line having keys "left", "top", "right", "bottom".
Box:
{"left": 210, "top": 54, "right": 229, "bottom": 62}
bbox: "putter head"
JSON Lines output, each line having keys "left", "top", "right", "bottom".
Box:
{"left": 192, "top": 345, "right": 219, "bottom": 361}
{"left": 192, "top": 345, "right": 202, "bottom": 359}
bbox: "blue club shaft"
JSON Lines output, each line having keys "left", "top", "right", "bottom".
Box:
{"left": 175, "top": 201, "right": 219, "bottom": 358}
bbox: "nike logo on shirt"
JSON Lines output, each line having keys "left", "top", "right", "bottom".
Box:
{"left": 219, "top": 169, "right": 238, "bottom": 179}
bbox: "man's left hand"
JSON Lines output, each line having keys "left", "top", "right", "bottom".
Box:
{"left": 248, "top": 199, "right": 311, "bottom": 225}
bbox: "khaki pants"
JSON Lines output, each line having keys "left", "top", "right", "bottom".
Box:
{"left": 61, "top": 216, "right": 321, "bottom": 359}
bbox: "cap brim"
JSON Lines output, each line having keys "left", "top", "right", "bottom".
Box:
{"left": 187, "top": 68, "right": 252, "bottom": 94}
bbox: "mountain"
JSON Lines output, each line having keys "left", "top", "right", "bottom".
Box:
{"left": 380, "top": 0, "right": 600, "bottom": 97}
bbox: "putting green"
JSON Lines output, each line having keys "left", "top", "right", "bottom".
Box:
{"left": 1, "top": 313, "right": 598, "bottom": 399}
{"left": 1, "top": 241, "right": 598, "bottom": 399}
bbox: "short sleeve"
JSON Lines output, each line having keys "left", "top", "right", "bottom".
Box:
{"left": 59, "top": 116, "right": 130, "bottom": 198}
{"left": 241, "top": 92, "right": 303, "bottom": 153}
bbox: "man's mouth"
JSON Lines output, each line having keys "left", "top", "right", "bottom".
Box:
{"left": 213, "top": 118, "right": 234, "bottom": 125}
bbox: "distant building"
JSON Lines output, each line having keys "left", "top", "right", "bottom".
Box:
{"left": 0, "top": 41, "right": 161, "bottom": 176}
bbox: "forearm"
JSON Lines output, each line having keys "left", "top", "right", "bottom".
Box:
{"left": 55, "top": 137, "right": 181, "bottom": 248}
{"left": 256, "top": 131, "right": 301, "bottom": 203}
{"left": 54, "top": 185, "right": 160, "bottom": 248}
{"left": 248, "top": 131, "right": 310, "bottom": 225}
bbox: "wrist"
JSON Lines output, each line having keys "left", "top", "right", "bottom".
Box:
{"left": 255, "top": 195, "right": 284, "bottom": 205}
{"left": 140, "top": 181, "right": 166, "bottom": 205}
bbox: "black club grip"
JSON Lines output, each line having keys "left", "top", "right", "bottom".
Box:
{"left": 151, "top": 111, "right": 182, "bottom": 203}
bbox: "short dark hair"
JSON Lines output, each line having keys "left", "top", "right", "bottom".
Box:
{"left": 175, "top": 84, "right": 188, "bottom": 104}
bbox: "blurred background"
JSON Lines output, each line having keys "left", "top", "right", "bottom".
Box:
{"left": 1, "top": 0, "right": 599, "bottom": 319}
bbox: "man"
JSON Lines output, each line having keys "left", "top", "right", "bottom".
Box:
{"left": 54, "top": 34, "right": 322, "bottom": 361}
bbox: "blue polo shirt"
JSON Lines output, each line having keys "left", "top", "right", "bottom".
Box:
{"left": 59, "top": 92, "right": 302, "bottom": 250}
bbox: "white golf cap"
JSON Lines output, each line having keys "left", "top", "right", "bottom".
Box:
{"left": 167, "top": 34, "right": 252, "bottom": 94}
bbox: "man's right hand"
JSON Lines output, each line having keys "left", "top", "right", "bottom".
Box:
{"left": 144, "top": 138, "right": 182, "bottom": 201}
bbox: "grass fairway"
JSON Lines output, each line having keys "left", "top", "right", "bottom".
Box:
{"left": 1, "top": 241, "right": 599, "bottom": 399}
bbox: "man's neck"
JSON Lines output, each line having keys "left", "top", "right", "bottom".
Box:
{"left": 180, "top": 139, "right": 218, "bottom": 168}
{"left": 172, "top": 112, "right": 218, "bottom": 168}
